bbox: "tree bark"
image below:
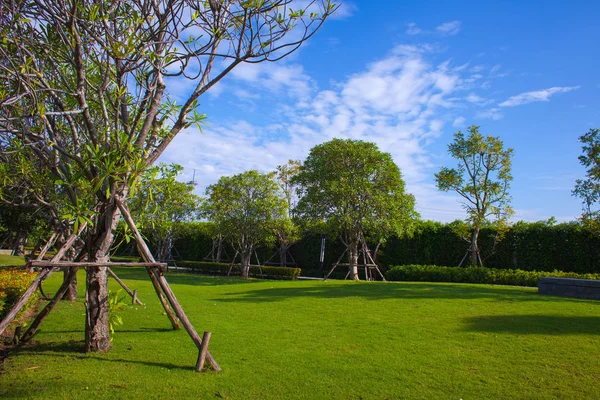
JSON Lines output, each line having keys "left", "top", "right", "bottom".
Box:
{"left": 279, "top": 243, "right": 288, "bottom": 267}
{"left": 240, "top": 250, "right": 251, "bottom": 279}
{"left": 63, "top": 269, "right": 78, "bottom": 301}
{"left": 12, "top": 229, "right": 27, "bottom": 256}
{"left": 85, "top": 200, "right": 121, "bottom": 352}
{"left": 348, "top": 240, "right": 359, "bottom": 281}
{"left": 470, "top": 227, "right": 480, "bottom": 266}
{"left": 215, "top": 237, "right": 223, "bottom": 262}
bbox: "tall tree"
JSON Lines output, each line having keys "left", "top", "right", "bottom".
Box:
{"left": 573, "top": 128, "right": 600, "bottom": 229}
{"left": 202, "top": 170, "right": 287, "bottom": 278}
{"left": 273, "top": 160, "right": 301, "bottom": 266}
{"left": 130, "top": 163, "right": 201, "bottom": 262}
{"left": 293, "top": 139, "right": 417, "bottom": 280}
{"left": 435, "top": 125, "right": 514, "bottom": 266}
{"left": 0, "top": 0, "right": 336, "bottom": 351}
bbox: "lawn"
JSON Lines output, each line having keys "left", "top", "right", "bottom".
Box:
{"left": 1, "top": 268, "right": 599, "bottom": 399}
{"left": 0, "top": 254, "right": 25, "bottom": 266}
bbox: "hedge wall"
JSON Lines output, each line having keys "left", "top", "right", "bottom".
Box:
{"left": 382, "top": 220, "right": 600, "bottom": 273}
{"left": 177, "top": 261, "right": 301, "bottom": 280}
{"left": 114, "top": 220, "right": 600, "bottom": 274}
{"left": 386, "top": 264, "right": 600, "bottom": 287}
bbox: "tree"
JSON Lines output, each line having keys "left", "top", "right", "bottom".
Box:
{"left": 573, "top": 128, "right": 600, "bottom": 229}
{"left": 202, "top": 170, "right": 287, "bottom": 278}
{"left": 273, "top": 160, "right": 302, "bottom": 266}
{"left": 0, "top": 0, "right": 336, "bottom": 351}
{"left": 293, "top": 139, "right": 417, "bottom": 280}
{"left": 435, "top": 125, "right": 514, "bottom": 266}
{"left": 130, "top": 163, "right": 201, "bottom": 262}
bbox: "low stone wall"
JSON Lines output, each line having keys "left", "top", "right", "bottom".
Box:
{"left": 538, "top": 277, "right": 600, "bottom": 300}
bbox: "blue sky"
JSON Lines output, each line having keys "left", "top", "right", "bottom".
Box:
{"left": 160, "top": 0, "right": 600, "bottom": 222}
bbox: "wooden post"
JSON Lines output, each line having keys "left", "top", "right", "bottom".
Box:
{"left": 153, "top": 269, "right": 220, "bottom": 372}
{"left": 21, "top": 267, "right": 79, "bottom": 343}
{"left": 325, "top": 249, "right": 347, "bottom": 279}
{"left": 115, "top": 199, "right": 182, "bottom": 330}
{"left": 107, "top": 267, "right": 143, "bottom": 305}
{"left": 195, "top": 331, "right": 212, "bottom": 372}
{"left": 132, "top": 290, "right": 138, "bottom": 306}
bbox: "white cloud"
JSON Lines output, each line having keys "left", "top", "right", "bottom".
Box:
{"left": 466, "top": 92, "right": 489, "bottom": 105}
{"left": 453, "top": 116, "right": 466, "bottom": 127}
{"left": 436, "top": 21, "right": 461, "bottom": 36}
{"left": 160, "top": 44, "right": 492, "bottom": 221}
{"left": 406, "top": 22, "right": 422, "bottom": 35}
{"left": 476, "top": 108, "right": 503, "bottom": 120}
{"left": 499, "top": 86, "right": 580, "bottom": 107}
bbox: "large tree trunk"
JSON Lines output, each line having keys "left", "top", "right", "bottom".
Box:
{"left": 215, "top": 237, "right": 223, "bottom": 262}
{"left": 12, "top": 229, "right": 27, "bottom": 256}
{"left": 470, "top": 227, "right": 480, "bottom": 266}
{"left": 279, "top": 243, "right": 288, "bottom": 267}
{"left": 63, "top": 269, "right": 78, "bottom": 301}
{"left": 240, "top": 249, "right": 252, "bottom": 279}
{"left": 348, "top": 240, "right": 359, "bottom": 281}
{"left": 85, "top": 199, "right": 121, "bottom": 352}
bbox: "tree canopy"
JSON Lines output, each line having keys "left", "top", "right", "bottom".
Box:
{"left": 202, "top": 170, "right": 287, "bottom": 278}
{"left": 130, "top": 163, "right": 201, "bottom": 262}
{"left": 0, "top": 0, "right": 335, "bottom": 351}
{"left": 573, "top": 128, "right": 600, "bottom": 228}
{"left": 293, "top": 138, "right": 417, "bottom": 280}
{"left": 435, "top": 125, "right": 513, "bottom": 266}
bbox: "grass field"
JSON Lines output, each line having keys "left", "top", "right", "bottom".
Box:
{"left": 0, "top": 254, "right": 25, "bottom": 266}
{"left": 1, "top": 268, "right": 599, "bottom": 399}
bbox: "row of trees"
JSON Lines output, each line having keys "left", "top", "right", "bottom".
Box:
{"left": 0, "top": 0, "right": 338, "bottom": 352}
{"left": 202, "top": 138, "right": 418, "bottom": 280}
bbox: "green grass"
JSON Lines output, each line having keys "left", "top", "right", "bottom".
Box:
{"left": 2, "top": 268, "right": 599, "bottom": 399}
{"left": 0, "top": 254, "right": 25, "bottom": 266}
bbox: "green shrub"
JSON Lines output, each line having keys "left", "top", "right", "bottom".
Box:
{"left": 0, "top": 268, "right": 39, "bottom": 320}
{"left": 178, "top": 261, "right": 300, "bottom": 280}
{"left": 386, "top": 264, "right": 600, "bottom": 287}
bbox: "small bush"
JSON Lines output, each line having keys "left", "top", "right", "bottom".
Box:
{"left": 386, "top": 264, "right": 600, "bottom": 287}
{"left": 178, "top": 261, "right": 300, "bottom": 280}
{"left": 0, "top": 268, "right": 39, "bottom": 320}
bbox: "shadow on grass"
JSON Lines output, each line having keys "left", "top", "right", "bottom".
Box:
{"left": 85, "top": 355, "right": 195, "bottom": 372}
{"left": 463, "top": 315, "right": 600, "bottom": 335}
{"left": 212, "top": 282, "right": 553, "bottom": 303}
{"left": 14, "top": 337, "right": 196, "bottom": 372}
{"left": 108, "top": 266, "right": 262, "bottom": 287}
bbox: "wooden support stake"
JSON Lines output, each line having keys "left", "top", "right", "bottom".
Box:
{"left": 325, "top": 249, "right": 347, "bottom": 279}
{"left": 153, "top": 269, "right": 220, "bottom": 372}
{"left": 195, "top": 331, "right": 212, "bottom": 372}
{"left": 21, "top": 267, "right": 79, "bottom": 343}
{"left": 116, "top": 199, "right": 182, "bottom": 330}
{"left": 108, "top": 268, "right": 143, "bottom": 305}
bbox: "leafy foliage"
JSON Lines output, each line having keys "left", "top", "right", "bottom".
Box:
{"left": 435, "top": 125, "right": 514, "bottom": 265}
{"left": 202, "top": 170, "right": 287, "bottom": 277}
{"left": 107, "top": 289, "right": 128, "bottom": 340}
{"left": 0, "top": 269, "right": 38, "bottom": 320}
{"left": 293, "top": 139, "right": 417, "bottom": 278}
{"left": 573, "top": 128, "right": 600, "bottom": 228}
{"left": 129, "top": 163, "right": 201, "bottom": 261}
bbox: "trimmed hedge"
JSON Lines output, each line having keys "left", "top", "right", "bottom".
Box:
{"left": 386, "top": 264, "right": 600, "bottom": 288}
{"left": 112, "top": 220, "right": 600, "bottom": 274}
{"left": 177, "top": 261, "right": 301, "bottom": 280}
{"left": 0, "top": 268, "right": 38, "bottom": 320}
